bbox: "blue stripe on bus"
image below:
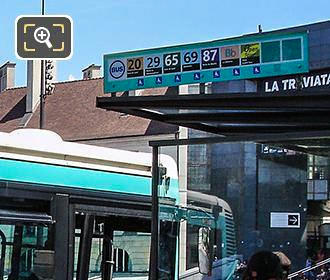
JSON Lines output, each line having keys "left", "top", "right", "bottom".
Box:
{"left": 0, "top": 158, "right": 179, "bottom": 200}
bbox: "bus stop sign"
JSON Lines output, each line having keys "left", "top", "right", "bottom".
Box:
{"left": 104, "top": 31, "right": 308, "bottom": 93}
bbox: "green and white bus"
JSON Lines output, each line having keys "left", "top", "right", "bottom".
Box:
{"left": 0, "top": 129, "right": 237, "bottom": 280}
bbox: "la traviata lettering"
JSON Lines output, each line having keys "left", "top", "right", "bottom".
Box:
{"left": 264, "top": 72, "right": 330, "bottom": 92}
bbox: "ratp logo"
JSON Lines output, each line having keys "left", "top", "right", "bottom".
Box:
{"left": 109, "top": 60, "right": 125, "bottom": 79}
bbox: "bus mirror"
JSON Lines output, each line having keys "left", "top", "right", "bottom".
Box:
{"left": 158, "top": 166, "right": 167, "bottom": 185}
{"left": 198, "top": 227, "right": 213, "bottom": 275}
{"left": 165, "top": 177, "right": 170, "bottom": 188}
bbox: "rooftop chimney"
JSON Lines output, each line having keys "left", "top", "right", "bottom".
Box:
{"left": 82, "top": 64, "right": 101, "bottom": 80}
{"left": 0, "top": 61, "right": 16, "bottom": 92}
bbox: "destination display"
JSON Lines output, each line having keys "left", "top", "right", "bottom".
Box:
{"left": 241, "top": 43, "right": 260, "bottom": 65}
{"left": 163, "top": 52, "right": 181, "bottom": 73}
{"left": 104, "top": 31, "right": 309, "bottom": 93}
{"left": 221, "top": 46, "right": 240, "bottom": 67}
{"left": 127, "top": 57, "right": 143, "bottom": 78}
{"left": 182, "top": 50, "right": 200, "bottom": 72}
{"left": 144, "top": 55, "right": 162, "bottom": 76}
{"left": 201, "top": 48, "right": 220, "bottom": 69}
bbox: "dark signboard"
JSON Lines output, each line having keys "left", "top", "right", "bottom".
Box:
{"left": 259, "top": 145, "right": 306, "bottom": 170}
{"left": 258, "top": 69, "right": 330, "bottom": 92}
{"left": 260, "top": 144, "right": 296, "bottom": 155}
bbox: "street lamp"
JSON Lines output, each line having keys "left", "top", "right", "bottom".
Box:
{"left": 45, "top": 60, "right": 55, "bottom": 96}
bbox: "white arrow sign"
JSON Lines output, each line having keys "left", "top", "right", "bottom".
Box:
{"left": 270, "top": 212, "right": 300, "bottom": 228}
{"left": 288, "top": 215, "right": 298, "bottom": 225}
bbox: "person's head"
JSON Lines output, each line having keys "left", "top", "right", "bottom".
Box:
{"left": 244, "top": 251, "right": 283, "bottom": 280}
{"left": 273, "top": 251, "right": 291, "bottom": 279}
{"left": 317, "top": 249, "right": 325, "bottom": 259}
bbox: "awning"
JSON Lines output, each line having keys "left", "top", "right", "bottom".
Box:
{"left": 96, "top": 89, "right": 330, "bottom": 155}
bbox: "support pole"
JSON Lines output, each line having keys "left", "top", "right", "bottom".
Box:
{"left": 76, "top": 214, "right": 95, "bottom": 280}
{"left": 41, "top": 0, "right": 45, "bottom": 14}
{"left": 39, "top": 0, "right": 45, "bottom": 129}
{"left": 10, "top": 225, "right": 23, "bottom": 280}
{"left": 39, "top": 60, "right": 45, "bottom": 129}
{"left": 149, "top": 146, "right": 159, "bottom": 279}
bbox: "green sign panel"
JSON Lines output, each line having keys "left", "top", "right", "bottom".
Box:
{"left": 104, "top": 31, "right": 308, "bottom": 93}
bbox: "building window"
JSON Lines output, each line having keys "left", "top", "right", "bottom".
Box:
{"left": 307, "top": 155, "right": 330, "bottom": 200}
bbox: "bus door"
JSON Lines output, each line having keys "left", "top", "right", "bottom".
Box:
{"left": 74, "top": 204, "right": 151, "bottom": 280}
{"left": 0, "top": 209, "right": 54, "bottom": 280}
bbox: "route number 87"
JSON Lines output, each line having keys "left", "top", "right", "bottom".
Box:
{"left": 202, "top": 49, "right": 218, "bottom": 62}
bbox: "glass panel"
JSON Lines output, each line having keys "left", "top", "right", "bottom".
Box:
{"left": 261, "top": 41, "right": 281, "bottom": 63}
{"left": 89, "top": 236, "right": 103, "bottom": 278}
{"left": 182, "top": 141, "right": 316, "bottom": 279}
{"left": 307, "top": 193, "right": 314, "bottom": 200}
{"left": 74, "top": 212, "right": 152, "bottom": 280}
{"left": 188, "top": 143, "right": 211, "bottom": 192}
{"left": 158, "top": 220, "right": 178, "bottom": 280}
{"left": 0, "top": 224, "right": 14, "bottom": 278}
{"left": 187, "top": 224, "right": 199, "bottom": 269}
{"left": 307, "top": 180, "right": 314, "bottom": 192}
{"left": 155, "top": 140, "right": 330, "bottom": 279}
{"left": 73, "top": 228, "right": 80, "bottom": 280}
{"left": 315, "top": 193, "right": 327, "bottom": 200}
{"left": 282, "top": 38, "right": 302, "bottom": 60}
{"left": 112, "top": 231, "right": 150, "bottom": 278}
{"left": 180, "top": 200, "right": 235, "bottom": 279}
{"left": 315, "top": 180, "right": 328, "bottom": 193}
{"left": 0, "top": 224, "right": 53, "bottom": 280}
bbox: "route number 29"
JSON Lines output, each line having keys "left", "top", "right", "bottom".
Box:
{"left": 146, "top": 56, "right": 161, "bottom": 68}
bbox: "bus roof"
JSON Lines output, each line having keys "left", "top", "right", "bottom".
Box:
{"left": 0, "top": 129, "right": 177, "bottom": 179}
{"left": 187, "top": 190, "right": 233, "bottom": 214}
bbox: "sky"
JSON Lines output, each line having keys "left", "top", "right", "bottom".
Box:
{"left": 0, "top": 0, "right": 329, "bottom": 87}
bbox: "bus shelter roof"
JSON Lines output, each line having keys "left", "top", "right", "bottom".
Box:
{"left": 96, "top": 89, "right": 330, "bottom": 156}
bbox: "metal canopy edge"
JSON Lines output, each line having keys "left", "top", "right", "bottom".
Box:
{"left": 96, "top": 89, "right": 330, "bottom": 155}
{"left": 147, "top": 128, "right": 330, "bottom": 157}
{"left": 148, "top": 130, "right": 330, "bottom": 147}
{"left": 97, "top": 90, "right": 330, "bottom": 109}
{"left": 96, "top": 89, "right": 330, "bottom": 135}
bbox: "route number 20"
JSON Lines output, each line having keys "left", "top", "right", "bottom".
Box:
{"left": 127, "top": 57, "right": 143, "bottom": 70}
